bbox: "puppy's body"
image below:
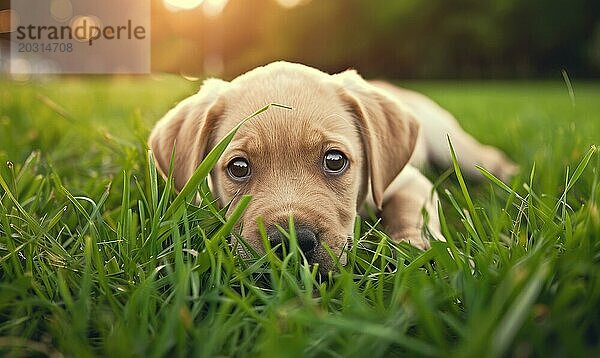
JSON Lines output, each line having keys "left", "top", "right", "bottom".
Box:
{"left": 371, "top": 81, "right": 518, "bottom": 180}
{"left": 149, "top": 62, "right": 517, "bottom": 271}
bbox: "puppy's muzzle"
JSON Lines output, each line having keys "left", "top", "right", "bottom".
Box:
{"left": 267, "top": 225, "right": 319, "bottom": 258}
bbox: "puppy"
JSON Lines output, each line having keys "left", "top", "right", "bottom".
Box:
{"left": 149, "top": 61, "right": 517, "bottom": 271}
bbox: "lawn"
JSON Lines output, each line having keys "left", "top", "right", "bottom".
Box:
{"left": 0, "top": 76, "right": 599, "bottom": 357}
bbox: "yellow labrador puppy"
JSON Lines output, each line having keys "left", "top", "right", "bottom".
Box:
{"left": 149, "top": 61, "right": 517, "bottom": 270}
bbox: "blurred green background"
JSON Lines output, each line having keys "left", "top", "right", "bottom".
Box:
{"left": 2, "top": 0, "right": 599, "bottom": 79}
{"left": 150, "top": 0, "right": 600, "bottom": 79}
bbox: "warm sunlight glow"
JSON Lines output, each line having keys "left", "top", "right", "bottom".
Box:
{"left": 276, "top": 0, "right": 304, "bottom": 8}
{"left": 163, "top": 0, "right": 204, "bottom": 11}
{"left": 203, "top": 0, "right": 229, "bottom": 17}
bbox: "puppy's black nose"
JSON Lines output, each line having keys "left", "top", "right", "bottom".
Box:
{"left": 267, "top": 226, "right": 318, "bottom": 255}
{"left": 295, "top": 227, "right": 318, "bottom": 254}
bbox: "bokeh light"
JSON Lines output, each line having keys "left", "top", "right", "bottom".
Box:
{"left": 276, "top": 0, "right": 304, "bottom": 8}
{"left": 70, "top": 15, "right": 102, "bottom": 42}
{"left": 163, "top": 0, "right": 205, "bottom": 11}
{"left": 10, "top": 58, "right": 32, "bottom": 81}
{"left": 50, "top": 0, "right": 73, "bottom": 23}
{"left": 203, "top": 0, "right": 229, "bottom": 17}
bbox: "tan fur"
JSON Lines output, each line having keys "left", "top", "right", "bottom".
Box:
{"left": 335, "top": 70, "right": 420, "bottom": 209}
{"left": 149, "top": 61, "right": 517, "bottom": 271}
{"left": 148, "top": 78, "right": 228, "bottom": 189}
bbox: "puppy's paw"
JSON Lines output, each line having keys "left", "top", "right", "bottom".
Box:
{"left": 501, "top": 159, "right": 520, "bottom": 181}
{"left": 389, "top": 230, "right": 430, "bottom": 251}
{"left": 481, "top": 146, "right": 520, "bottom": 182}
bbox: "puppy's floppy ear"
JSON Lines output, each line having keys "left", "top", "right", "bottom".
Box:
{"left": 334, "top": 70, "right": 420, "bottom": 210}
{"left": 148, "top": 78, "right": 228, "bottom": 191}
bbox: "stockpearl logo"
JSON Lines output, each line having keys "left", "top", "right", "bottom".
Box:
{"left": 10, "top": 0, "right": 150, "bottom": 74}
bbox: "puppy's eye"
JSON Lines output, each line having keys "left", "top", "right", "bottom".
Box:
{"left": 323, "top": 150, "right": 348, "bottom": 174}
{"left": 227, "top": 157, "right": 250, "bottom": 179}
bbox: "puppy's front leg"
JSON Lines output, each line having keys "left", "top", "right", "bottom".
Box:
{"left": 378, "top": 165, "right": 442, "bottom": 250}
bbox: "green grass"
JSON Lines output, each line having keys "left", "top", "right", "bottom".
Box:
{"left": 1, "top": 76, "right": 599, "bottom": 357}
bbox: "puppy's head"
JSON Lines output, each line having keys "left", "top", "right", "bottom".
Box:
{"left": 149, "top": 62, "right": 419, "bottom": 272}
